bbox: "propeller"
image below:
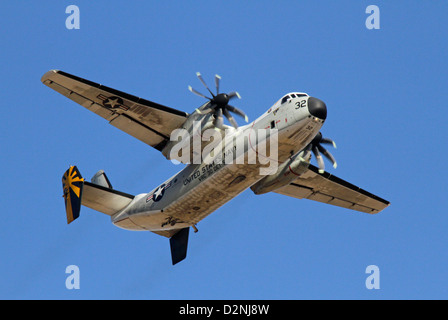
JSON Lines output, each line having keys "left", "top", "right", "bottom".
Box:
{"left": 301, "top": 132, "right": 337, "bottom": 174}
{"left": 188, "top": 72, "right": 248, "bottom": 130}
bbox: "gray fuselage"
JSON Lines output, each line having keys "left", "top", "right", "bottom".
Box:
{"left": 111, "top": 94, "right": 324, "bottom": 232}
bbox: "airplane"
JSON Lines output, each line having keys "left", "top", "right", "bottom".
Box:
{"left": 41, "top": 70, "right": 390, "bottom": 265}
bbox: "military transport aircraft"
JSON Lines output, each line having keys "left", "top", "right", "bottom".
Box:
{"left": 42, "top": 70, "right": 389, "bottom": 265}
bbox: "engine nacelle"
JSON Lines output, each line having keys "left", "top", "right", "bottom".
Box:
{"left": 161, "top": 109, "right": 221, "bottom": 163}
{"left": 251, "top": 153, "right": 310, "bottom": 195}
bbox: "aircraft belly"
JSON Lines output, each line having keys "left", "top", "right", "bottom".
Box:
{"left": 111, "top": 194, "right": 182, "bottom": 231}
{"left": 129, "top": 211, "right": 191, "bottom": 231}
{"left": 117, "top": 117, "right": 322, "bottom": 232}
{"left": 163, "top": 162, "right": 263, "bottom": 226}
{"left": 113, "top": 208, "right": 191, "bottom": 231}
{"left": 115, "top": 164, "right": 261, "bottom": 232}
{"left": 161, "top": 125, "right": 314, "bottom": 227}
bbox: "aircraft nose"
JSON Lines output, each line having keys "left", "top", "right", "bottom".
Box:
{"left": 308, "top": 97, "right": 327, "bottom": 120}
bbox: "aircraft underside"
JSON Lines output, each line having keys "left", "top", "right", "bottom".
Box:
{"left": 48, "top": 69, "right": 390, "bottom": 265}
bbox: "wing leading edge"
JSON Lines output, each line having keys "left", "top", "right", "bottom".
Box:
{"left": 41, "top": 70, "right": 188, "bottom": 152}
{"left": 273, "top": 164, "right": 390, "bottom": 214}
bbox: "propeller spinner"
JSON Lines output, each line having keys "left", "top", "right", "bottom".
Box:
{"left": 301, "top": 132, "right": 337, "bottom": 174}
{"left": 188, "top": 72, "right": 248, "bottom": 130}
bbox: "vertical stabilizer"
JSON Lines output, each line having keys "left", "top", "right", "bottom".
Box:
{"left": 169, "top": 228, "right": 190, "bottom": 265}
{"left": 62, "top": 166, "right": 84, "bottom": 224}
{"left": 91, "top": 170, "right": 113, "bottom": 189}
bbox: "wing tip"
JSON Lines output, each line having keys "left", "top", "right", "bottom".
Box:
{"left": 41, "top": 69, "right": 60, "bottom": 83}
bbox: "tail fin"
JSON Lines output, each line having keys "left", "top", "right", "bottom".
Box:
{"left": 169, "top": 227, "right": 190, "bottom": 265}
{"left": 152, "top": 228, "right": 191, "bottom": 265}
{"left": 62, "top": 166, "right": 84, "bottom": 224}
{"left": 62, "top": 166, "right": 135, "bottom": 223}
{"left": 91, "top": 170, "right": 113, "bottom": 189}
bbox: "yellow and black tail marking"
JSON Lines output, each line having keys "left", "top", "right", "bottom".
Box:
{"left": 62, "top": 166, "right": 84, "bottom": 224}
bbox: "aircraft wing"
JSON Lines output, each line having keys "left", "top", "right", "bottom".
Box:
{"left": 42, "top": 70, "right": 188, "bottom": 152}
{"left": 273, "top": 164, "right": 390, "bottom": 214}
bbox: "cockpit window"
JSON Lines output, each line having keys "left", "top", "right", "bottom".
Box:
{"left": 295, "top": 94, "right": 307, "bottom": 97}
{"left": 281, "top": 95, "right": 289, "bottom": 104}
{"left": 290, "top": 94, "right": 296, "bottom": 98}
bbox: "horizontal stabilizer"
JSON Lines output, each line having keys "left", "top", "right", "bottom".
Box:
{"left": 82, "top": 181, "right": 134, "bottom": 216}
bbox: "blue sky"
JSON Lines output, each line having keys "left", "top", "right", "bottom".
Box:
{"left": 1, "top": 1, "right": 447, "bottom": 299}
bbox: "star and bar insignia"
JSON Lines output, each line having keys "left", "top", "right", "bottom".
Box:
{"left": 97, "top": 94, "right": 130, "bottom": 111}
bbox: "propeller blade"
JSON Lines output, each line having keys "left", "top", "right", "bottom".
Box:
{"left": 214, "top": 74, "right": 221, "bottom": 94}
{"left": 300, "top": 144, "right": 313, "bottom": 161}
{"left": 227, "top": 91, "right": 241, "bottom": 100}
{"left": 189, "top": 86, "right": 210, "bottom": 100}
{"left": 190, "top": 73, "right": 247, "bottom": 130}
{"left": 321, "top": 138, "right": 337, "bottom": 149}
{"left": 223, "top": 108, "right": 238, "bottom": 129}
{"left": 196, "top": 102, "right": 215, "bottom": 115}
{"left": 213, "top": 108, "right": 223, "bottom": 130}
{"left": 317, "top": 144, "right": 337, "bottom": 169}
{"left": 201, "top": 113, "right": 213, "bottom": 130}
{"left": 227, "top": 105, "right": 249, "bottom": 122}
{"left": 312, "top": 145, "right": 325, "bottom": 173}
{"left": 197, "top": 108, "right": 214, "bottom": 115}
{"left": 196, "top": 72, "right": 214, "bottom": 97}
{"left": 311, "top": 132, "right": 323, "bottom": 145}
{"left": 302, "top": 132, "right": 337, "bottom": 171}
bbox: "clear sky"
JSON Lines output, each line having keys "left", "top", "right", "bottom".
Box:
{"left": 1, "top": 1, "right": 447, "bottom": 299}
